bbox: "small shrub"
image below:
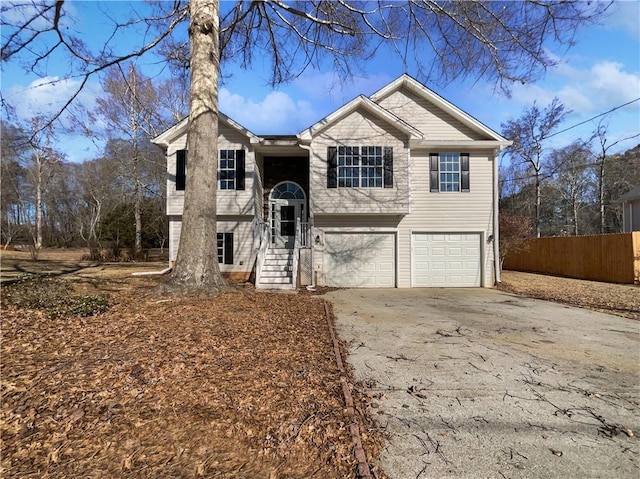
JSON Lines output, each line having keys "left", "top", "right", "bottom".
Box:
{"left": 3, "top": 275, "right": 109, "bottom": 319}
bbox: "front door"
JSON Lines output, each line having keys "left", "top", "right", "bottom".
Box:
{"left": 271, "top": 199, "right": 305, "bottom": 248}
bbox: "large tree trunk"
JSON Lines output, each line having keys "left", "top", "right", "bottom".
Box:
{"left": 35, "top": 160, "right": 43, "bottom": 252}
{"left": 130, "top": 65, "right": 143, "bottom": 257}
{"left": 162, "top": 0, "right": 227, "bottom": 295}
{"left": 134, "top": 164, "right": 142, "bottom": 255}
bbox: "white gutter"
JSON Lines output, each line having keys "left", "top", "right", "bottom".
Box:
{"left": 493, "top": 148, "right": 502, "bottom": 284}
{"left": 415, "top": 140, "right": 508, "bottom": 149}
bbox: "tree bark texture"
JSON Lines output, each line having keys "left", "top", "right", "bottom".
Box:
{"left": 164, "top": 0, "right": 227, "bottom": 295}
{"left": 35, "top": 157, "right": 43, "bottom": 252}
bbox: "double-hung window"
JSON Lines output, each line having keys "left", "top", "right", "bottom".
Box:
{"left": 175, "top": 148, "right": 246, "bottom": 191}
{"left": 360, "top": 146, "right": 384, "bottom": 188}
{"left": 430, "top": 152, "right": 470, "bottom": 192}
{"left": 176, "top": 150, "right": 187, "bottom": 191}
{"left": 327, "top": 146, "right": 393, "bottom": 188}
{"left": 219, "top": 150, "right": 236, "bottom": 190}
{"left": 219, "top": 149, "right": 246, "bottom": 190}
{"left": 217, "top": 232, "right": 234, "bottom": 264}
{"left": 338, "top": 146, "right": 361, "bottom": 187}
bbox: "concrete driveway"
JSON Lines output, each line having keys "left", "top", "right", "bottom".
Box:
{"left": 326, "top": 288, "right": 640, "bottom": 479}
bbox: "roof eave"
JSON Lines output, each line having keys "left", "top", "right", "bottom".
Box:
{"left": 151, "top": 117, "right": 188, "bottom": 149}
{"left": 151, "top": 113, "right": 261, "bottom": 148}
{"left": 298, "top": 95, "right": 422, "bottom": 141}
{"left": 414, "top": 139, "right": 512, "bottom": 149}
{"left": 371, "top": 74, "right": 509, "bottom": 144}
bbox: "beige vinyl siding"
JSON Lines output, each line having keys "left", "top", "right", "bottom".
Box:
{"left": 169, "top": 216, "right": 255, "bottom": 274}
{"left": 309, "top": 108, "right": 410, "bottom": 215}
{"left": 254, "top": 155, "right": 264, "bottom": 219}
{"left": 376, "top": 88, "right": 485, "bottom": 141}
{"left": 166, "top": 136, "right": 188, "bottom": 216}
{"left": 396, "top": 149, "right": 496, "bottom": 287}
{"left": 217, "top": 125, "right": 254, "bottom": 214}
{"left": 168, "top": 216, "right": 182, "bottom": 264}
{"left": 166, "top": 124, "right": 256, "bottom": 216}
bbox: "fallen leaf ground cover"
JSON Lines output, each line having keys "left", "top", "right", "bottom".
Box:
{"left": 499, "top": 270, "right": 640, "bottom": 320}
{"left": 1, "top": 274, "right": 382, "bottom": 478}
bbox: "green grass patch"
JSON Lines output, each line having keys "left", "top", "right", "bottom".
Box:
{"left": 3, "top": 274, "right": 109, "bottom": 318}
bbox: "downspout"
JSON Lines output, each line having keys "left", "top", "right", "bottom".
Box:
{"left": 298, "top": 142, "right": 316, "bottom": 290}
{"left": 493, "top": 147, "right": 503, "bottom": 284}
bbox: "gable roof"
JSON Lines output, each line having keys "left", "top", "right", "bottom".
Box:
{"left": 370, "top": 74, "right": 511, "bottom": 147}
{"left": 152, "top": 112, "right": 261, "bottom": 149}
{"left": 297, "top": 94, "right": 423, "bottom": 142}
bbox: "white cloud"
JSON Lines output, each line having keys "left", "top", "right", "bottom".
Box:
{"left": 219, "top": 88, "right": 318, "bottom": 134}
{"left": 4, "top": 76, "right": 104, "bottom": 162}
{"left": 585, "top": 61, "right": 640, "bottom": 107}
{"left": 508, "top": 60, "right": 640, "bottom": 115}
{"left": 2, "top": 3, "right": 64, "bottom": 33}
{"left": 603, "top": 1, "right": 640, "bottom": 39}
{"left": 293, "top": 71, "right": 394, "bottom": 105}
{"left": 7, "top": 76, "right": 100, "bottom": 126}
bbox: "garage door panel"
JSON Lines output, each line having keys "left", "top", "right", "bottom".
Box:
{"left": 379, "top": 262, "right": 394, "bottom": 272}
{"left": 412, "top": 233, "right": 481, "bottom": 287}
{"left": 325, "top": 233, "right": 396, "bottom": 288}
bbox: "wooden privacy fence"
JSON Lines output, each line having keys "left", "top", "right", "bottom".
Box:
{"left": 503, "top": 232, "right": 640, "bottom": 284}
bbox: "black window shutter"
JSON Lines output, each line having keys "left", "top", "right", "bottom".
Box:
{"left": 383, "top": 147, "right": 393, "bottom": 188}
{"left": 235, "top": 149, "right": 245, "bottom": 190}
{"left": 176, "top": 149, "right": 187, "bottom": 191}
{"left": 224, "top": 232, "right": 233, "bottom": 264}
{"left": 429, "top": 153, "right": 439, "bottom": 192}
{"left": 461, "top": 153, "right": 470, "bottom": 192}
{"left": 327, "top": 146, "right": 337, "bottom": 188}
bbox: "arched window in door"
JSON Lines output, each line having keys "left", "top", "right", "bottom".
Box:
{"left": 270, "top": 181, "right": 306, "bottom": 200}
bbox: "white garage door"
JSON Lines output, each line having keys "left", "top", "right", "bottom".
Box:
{"left": 325, "top": 233, "right": 395, "bottom": 287}
{"left": 412, "top": 233, "right": 481, "bottom": 287}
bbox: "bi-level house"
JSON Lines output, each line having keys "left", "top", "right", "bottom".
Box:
{"left": 152, "top": 75, "right": 511, "bottom": 289}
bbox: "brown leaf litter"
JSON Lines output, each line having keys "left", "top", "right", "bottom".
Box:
{"left": 1, "top": 277, "right": 384, "bottom": 478}
{"left": 498, "top": 271, "right": 640, "bottom": 320}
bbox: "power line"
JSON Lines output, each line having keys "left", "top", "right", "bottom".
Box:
{"left": 547, "top": 97, "right": 640, "bottom": 139}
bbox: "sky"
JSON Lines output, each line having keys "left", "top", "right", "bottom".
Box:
{"left": 2, "top": 0, "right": 639, "bottom": 163}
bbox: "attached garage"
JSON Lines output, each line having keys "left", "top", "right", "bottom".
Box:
{"left": 412, "top": 233, "right": 482, "bottom": 287}
{"left": 324, "top": 232, "right": 396, "bottom": 287}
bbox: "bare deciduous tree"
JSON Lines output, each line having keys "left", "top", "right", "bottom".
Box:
{"left": 589, "top": 120, "right": 640, "bottom": 233}
{"left": 498, "top": 213, "right": 533, "bottom": 271}
{"left": 95, "top": 63, "right": 167, "bottom": 257}
{"left": 501, "top": 98, "right": 568, "bottom": 237}
{"left": 548, "top": 141, "right": 594, "bottom": 236}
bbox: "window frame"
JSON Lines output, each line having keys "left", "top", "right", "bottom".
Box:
{"left": 328, "top": 146, "right": 392, "bottom": 189}
{"left": 430, "top": 152, "right": 470, "bottom": 193}
{"left": 218, "top": 149, "right": 236, "bottom": 190}
{"left": 176, "top": 149, "right": 186, "bottom": 191}
{"left": 217, "top": 232, "right": 234, "bottom": 265}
